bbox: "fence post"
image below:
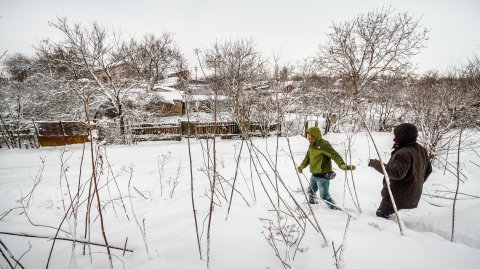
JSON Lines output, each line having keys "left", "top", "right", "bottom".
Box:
{"left": 31, "top": 118, "right": 40, "bottom": 148}
{"left": 59, "top": 121, "right": 67, "bottom": 146}
{"left": 16, "top": 122, "right": 22, "bottom": 149}
{"left": 1, "top": 133, "right": 10, "bottom": 149}
{"left": 0, "top": 115, "right": 12, "bottom": 149}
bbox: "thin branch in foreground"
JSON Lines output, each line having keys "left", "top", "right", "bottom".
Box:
{"left": 0, "top": 244, "right": 14, "bottom": 269}
{"left": 451, "top": 129, "right": 463, "bottom": 242}
{"left": 0, "top": 207, "right": 22, "bottom": 221}
{"left": 226, "top": 139, "right": 245, "bottom": 220}
{"left": 122, "top": 237, "right": 128, "bottom": 257}
{"left": 185, "top": 101, "right": 202, "bottom": 260}
{"left": 0, "top": 239, "right": 25, "bottom": 269}
{"left": 0, "top": 231, "right": 133, "bottom": 252}
{"left": 332, "top": 241, "right": 340, "bottom": 269}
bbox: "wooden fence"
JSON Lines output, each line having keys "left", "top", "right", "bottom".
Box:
{"left": 1, "top": 119, "right": 282, "bottom": 148}
{"left": 124, "top": 121, "right": 280, "bottom": 142}
{"left": 0, "top": 125, "right": 36, "bottom": 149}
{"left": 1, "top": 120, "right": 91, "bottom": 148}
{"left": 129, "top": 122, "right": 182, "bottom": 142}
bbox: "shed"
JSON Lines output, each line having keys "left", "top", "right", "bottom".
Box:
{"left": 36, "top": 121, "right": 89, "bottom": 147}
{"left": 151, "top": 86, "right": 186, "bottom": 116}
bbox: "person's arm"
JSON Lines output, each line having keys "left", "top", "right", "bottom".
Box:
{"left": 385, "top": 151, "right": 411, "bottom": 180}
{"left": 322, "top": 141, "right": 346, "bottom": 167}
{"left": 299, "top": 150, "right": 310, "bottom": 171}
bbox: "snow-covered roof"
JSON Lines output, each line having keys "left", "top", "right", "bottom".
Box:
{"left": 188, "top": 95, "right": 228, "bottom": 101}
{"left": 152, "top": 86, "right": 184, "bottom": 104}
{"left": 127, "top": 86, "right": 184, "bottom": 105}
{"left": 158, "top": 77, "right": 180, "bottom": 87}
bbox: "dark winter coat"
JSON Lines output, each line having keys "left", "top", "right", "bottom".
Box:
{"left": 300, "top": 127, "right": 345, "bottom": 174}
{"left": 369, "top": 123, "right": 432, "bottom": 209}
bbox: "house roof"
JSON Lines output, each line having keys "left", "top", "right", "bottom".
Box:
{"left": 152, "top": 86, "right": 184, "bottom": 104}
{"left": 128, "top": 86, "right": 184, "bottom": 105}
{"left": 159, "top": 77, "right": 180, "bottom": 87}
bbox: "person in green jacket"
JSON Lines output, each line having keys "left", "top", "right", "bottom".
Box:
{"left": 297, "top": 127, "right": 356, "bottom": 208}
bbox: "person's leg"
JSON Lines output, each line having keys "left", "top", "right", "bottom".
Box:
{"left": 318, "top": 178, "right": 340, "bottom": 209}
{"left": 318, "top": 178, "right": 331, "bottom": 200}
{"left": 376, "top": 199, "right": 395, "bottom": 218}
{"left": 308, "top": 176, "right": 319, "bottom": 203}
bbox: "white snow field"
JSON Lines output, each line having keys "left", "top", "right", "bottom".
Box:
{"left": 1, "top": 132, "right": 479, "bottom": 268}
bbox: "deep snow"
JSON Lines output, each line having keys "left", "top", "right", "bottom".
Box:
{"left": 0, "top": 132, "right": 479, "bottom": 268}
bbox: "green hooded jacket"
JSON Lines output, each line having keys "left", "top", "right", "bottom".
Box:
{"left": 300, "top": 127, "right": 345, "bottom": 174}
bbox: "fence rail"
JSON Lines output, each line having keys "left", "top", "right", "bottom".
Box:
{"left": 122, "top": 120, "right": 280, "bottom": 143}
{"left": 1, "top": 119, "right": 283, "bottom": 148}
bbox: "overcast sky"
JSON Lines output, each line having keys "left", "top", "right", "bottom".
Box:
{"left": 1, "top": 0, "right": 479, "bottom": 73}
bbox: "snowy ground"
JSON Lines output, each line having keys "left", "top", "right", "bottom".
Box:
{"left": 0, "top": 131, "right": 479, "bottom": 268}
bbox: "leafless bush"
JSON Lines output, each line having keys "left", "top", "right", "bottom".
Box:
{"left": 406, "top": 66, "right": 479, "bottom": 161}
{"left": 167, "top": 161, "right": 182, "bottom": 198}
{"left": 157, "top": 152, "right": 171, "bottom": 197}
{"left": 262, "top": 210, "right": 307, "bottom": 269}
{"left": 19, "top": 156, "right": 45, "bottom": 207}
{"left": 126, "top": 166, "right": 150, "bottom": 257}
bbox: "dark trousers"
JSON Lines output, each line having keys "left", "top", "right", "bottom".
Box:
{"left": 376, "top": 199, "right": 395, "bottom": 218}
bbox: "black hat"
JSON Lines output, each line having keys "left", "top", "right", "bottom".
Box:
{"left": 394, "top": 123, "right": 418, "bottom": 145}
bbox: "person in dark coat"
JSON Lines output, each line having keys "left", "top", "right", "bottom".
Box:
{"left": 368, "top": 123, "right": 432, "bottom": 218}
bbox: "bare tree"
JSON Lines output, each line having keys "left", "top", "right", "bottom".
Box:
{"left": 47, "top": 17, "right": 138, "bottom": 142}
{"left": 317, "top": 7, "right": 428, "bottom": 96}
{"left": 362, "top": 76, "right": 409, "bottom": 131}
{"left": 119, "top": 33, "right": 186, "bottom": 91}
{"left": 407, "top": 66, "right": 479, "bottom": 161}
{"left": 202, "top": 38, "right": 268, "bottom": 135}
{"left": 2, "top": 53, "right": 33, "bottom": 82}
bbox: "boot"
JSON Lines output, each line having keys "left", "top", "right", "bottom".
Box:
{"left": 309, "top": 196, "right": 318, "bottom": 204}
{"left": 325, "top": 198, "right": 340, "bottom": 210}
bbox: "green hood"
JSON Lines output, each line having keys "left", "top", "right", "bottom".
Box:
{"left": 307, "top": 127, "right": 322, "bottom": 142}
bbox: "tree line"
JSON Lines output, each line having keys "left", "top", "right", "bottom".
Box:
{"left": 0, "top": 7, "right": 479, "bottom": 160}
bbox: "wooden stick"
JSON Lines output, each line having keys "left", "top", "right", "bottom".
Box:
{"left": 0, "top": 231, "right": 133, "bottom": 252}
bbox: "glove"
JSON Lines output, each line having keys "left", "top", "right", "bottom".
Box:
{"left": 297, "top": 166, "right": 303, "bottom": 173}
{"left": 368, "top": 159, "right": 381, "bottom": 168}
{"left": 340, "top": 164, "right": 356, "bottom": 171}
{"left": 368, "top": 159, "right": 383, "bottom": 172}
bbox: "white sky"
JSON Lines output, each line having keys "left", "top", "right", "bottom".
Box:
{"left": 1, "top": 0, "right": 479, "bottom": 73}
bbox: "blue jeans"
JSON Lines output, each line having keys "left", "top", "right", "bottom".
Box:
{"left": 308, "top": 175, "right": 332, "bottom": 200}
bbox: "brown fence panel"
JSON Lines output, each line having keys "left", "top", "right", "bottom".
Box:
{"left": 130, "top": 123, "right": 182, "bottom": 142}
{"left": 36, "top": 121, "right": 88, "bottom": 147}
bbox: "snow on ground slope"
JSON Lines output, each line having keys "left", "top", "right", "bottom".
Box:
{"left": 0, "top": 132, "right": 479, "bottom": 268}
